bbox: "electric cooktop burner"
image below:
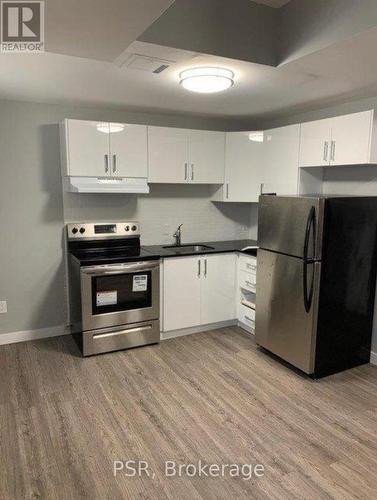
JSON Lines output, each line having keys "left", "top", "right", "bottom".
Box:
{"left": 67, "top": 221, "right": 160, "bottom": 266}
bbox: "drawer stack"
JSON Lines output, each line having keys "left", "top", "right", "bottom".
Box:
{"left": 237, "top": 254, "right": 257, "bottom": 332}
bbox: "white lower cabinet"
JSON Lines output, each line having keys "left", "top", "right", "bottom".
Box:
{"left": 200, "top": 254, "right": 237, "bottom": 324}
{"left": 237, "top": 254, "right": 257, "bottom": 332}
{"left": 163, "top": 256, "right": 201, "bottom": 331}
{"left": 163, "top": 253, "right": 237, "bottom": 332}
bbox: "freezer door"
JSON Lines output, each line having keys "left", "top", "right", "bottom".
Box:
{"left": 258, "top": 196, "right": 324, "bottom": 259}
{"left": 255, "top": 249, "right": 321, "bottom": 374}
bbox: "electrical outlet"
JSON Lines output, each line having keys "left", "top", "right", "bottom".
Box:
{"left": 0, "top": 301, "right": 7, "bottom": 314}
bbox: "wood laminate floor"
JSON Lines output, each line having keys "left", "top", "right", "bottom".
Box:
{"left": 1, "top": 327, "right": 377, "bottom": 499}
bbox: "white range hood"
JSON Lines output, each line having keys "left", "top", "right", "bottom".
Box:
{"left": 65, "top": 177, "right": 150, "bottom": 194}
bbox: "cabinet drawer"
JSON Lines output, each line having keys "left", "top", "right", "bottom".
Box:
{"left": 239, "top": 255, "right": 257, "bottom": 274}
{"left": 239, "top": 270, "right": 256, "bottom": 292}
{"left": 239, "top": 304, "right": 255, "bottom": 330}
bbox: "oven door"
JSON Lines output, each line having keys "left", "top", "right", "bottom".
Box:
{"left": 80, "top": 260, "right": 160, "bottom": 331}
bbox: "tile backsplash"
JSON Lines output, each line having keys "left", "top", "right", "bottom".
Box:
{"left": 63, "top": 184, "right": 254, "bottom": 245}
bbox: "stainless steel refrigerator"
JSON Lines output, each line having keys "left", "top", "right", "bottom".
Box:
{"left": 255, "top": 195, "right": 377, "bottom": 378}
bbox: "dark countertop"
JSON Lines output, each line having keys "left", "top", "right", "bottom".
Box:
{"left": 142, "top": 239, "right": 258, "bottom": 258}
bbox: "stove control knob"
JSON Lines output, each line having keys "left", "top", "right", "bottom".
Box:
{"left": 79, "top": 227, "right": 86, "bottom": 234}
{"left": 72, "top": 227, "right": 78, "bottom": 234}
{"left": 131, "top": 225, "right": 137, "bottom": 232}
{"left": 125, "top": 226, "right": 130, "bottom": 232}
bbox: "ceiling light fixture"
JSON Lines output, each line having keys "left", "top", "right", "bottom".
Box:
{"left": 179, "top": 67, "right": 234, "bottom": 94}
{"left": 96, "top": 123, "right": 125, "bottom": 134}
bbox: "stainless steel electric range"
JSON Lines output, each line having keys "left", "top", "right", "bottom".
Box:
{"left": 67, "top": 222, "right": 160, "bottom": 356}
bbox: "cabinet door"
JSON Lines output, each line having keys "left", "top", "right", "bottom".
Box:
{"left": 263, "top": 124, "right": 300, "bottom": 195}
{"left": 330, "top": 111, "right": 373, "bottom": 166}
{"left": 299, "top": 119, "right": 332, "bottom": 167}
{"left": 224, "top": 132, "right": 264, "bottom": 202}
{"left": 109, "top": 124, "right": 147, "bottom": 178}
{"left": 163, "top": 256, "right": 201, "bottom": 331}
{"left": 188, "top": 130, "right": 225, "bottom": 184}
{"left": 148, "top": 126, "right": 188, "bottom": 183}
{"left": 66, "top": 119, "right": 110, "bottom": 177}
{"left": 200, "top": 254, "right": 236, "bottom": 324}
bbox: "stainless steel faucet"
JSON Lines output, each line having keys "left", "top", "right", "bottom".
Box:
{"left": 173, "top": 224, "right": 183, "bottom": 246}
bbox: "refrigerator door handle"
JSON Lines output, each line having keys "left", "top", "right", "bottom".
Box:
{"left": 303, "top": 206, "right": 316, "bottom": 313}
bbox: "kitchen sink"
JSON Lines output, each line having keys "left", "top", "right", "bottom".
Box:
{"left": 163, "top": 244, "right": 214, "bottom": 252}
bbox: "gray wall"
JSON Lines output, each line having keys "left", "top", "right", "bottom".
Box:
{"left": 0, "top": 99, "right": 251, "bottom": 336}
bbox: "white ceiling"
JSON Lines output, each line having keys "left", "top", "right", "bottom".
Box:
{"left": 2, "top": 26, "right": 377, "bottom": 121}
{"left": 252, "top": 0, "right": 291, "bottom": 7}
{"left": 44, "top": 0, "right": 175, "bottom": 61}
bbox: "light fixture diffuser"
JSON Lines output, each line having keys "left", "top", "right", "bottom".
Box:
{"left": 179, "top": 67, "right": 234, "bottom": 93}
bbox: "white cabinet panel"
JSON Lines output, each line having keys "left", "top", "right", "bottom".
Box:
{"left": 188, "top": 130, "right": 225, "bottom": 184}
{"left": 65, "top": 119, "right": 110, "bottom": 177}
{"left": 331, "top": 111, "right": 373, "bottom": 166}
{"left": 263, "top": 124, "right": 300, "bottom": 195}
{"left": 220, "top": 132, "right": 263, "bottom": 202}
{"left": 299, "top": 118, "right": 332, "bottom": 167}
{"left": 148, "top": 126, "right": 188, "bottom": 183}
{"left": 200, "top": 254, "right": 236, "bottom": 324}
{"left": 163, "top": 256, "right": 201, "bottom": 331}
{"left": 109, "top": 124, "right": 147, "bottom": 178}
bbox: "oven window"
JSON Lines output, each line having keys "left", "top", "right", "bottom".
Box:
{"left": 91, "top": 271, "right": 152, "bottom": 315}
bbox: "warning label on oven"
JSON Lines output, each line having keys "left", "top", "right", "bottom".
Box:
{"left": 96, "top": 291, "right": 117, "bottom": 306}
{"left": 133, "top": 275, "right": 148, "bottom": 292}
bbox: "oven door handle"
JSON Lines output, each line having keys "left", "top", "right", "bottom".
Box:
{"left": 81, "top": 260, "right": 160, "bottom": 275}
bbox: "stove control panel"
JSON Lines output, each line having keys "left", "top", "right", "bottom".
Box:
{"left": 67, "top": 222, "right": 140, "bottom": 240}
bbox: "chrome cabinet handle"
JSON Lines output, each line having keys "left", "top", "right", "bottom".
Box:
{"left": 198, "top": 259, "right": 201, "bottom": 277}
{"left": 260, "top": 183, "right": 264, "bottom": 195}
{"left": 323, "top": 141, "right": 329, "bottom": 162}
{"left": 112, "top": 154, "right": 117, "bottom": 173}
{"left": 191, "top": 164, "right": 194, "bottom": 181}
{"left": 184, "top": 163, "right": 188, "bottom": 180}
{"left": 226, "top": 183, "right": 229, "bottom": 199}
{"left": 104, "top": 154, "right": 109, "bottom": 173}
{"left": 204, "top": 259, "right": 207, "bottom": 277}
{"left": 330, "top": 141, "right": 336, "bottom": 162}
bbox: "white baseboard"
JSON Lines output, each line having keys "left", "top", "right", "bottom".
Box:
{"left": 161, "top": 319, "right": 237, "bottom": 340}
{"left": 370, "top": 351, "right": 377, "bottom": 366}
{"left": 0, "top": 324, "right": 69, "bottom": 346}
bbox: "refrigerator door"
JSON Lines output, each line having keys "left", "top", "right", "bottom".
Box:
{"left": 258, "top": 196, "right": 325, "bottom": 260}
{"left": 255, "top": 249, "right": 321, "bottom": 374}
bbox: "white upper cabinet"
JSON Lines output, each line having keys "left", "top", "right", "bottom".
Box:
{"left": 299, "top": 118, "right": 332, "bottom": 167}
{"left": 263, "top": 124, "right": 300, "bottom": 195}
{"left": 330, "top": 111, "right": 373, "bottom": 166}
{"left": 108, "top": 124, "right": 148, "bottom": 178}
{"left": 148, "top": 126, "right": 225, "bottom": 184}
{"left": 148, "top": 126, "right": 188, "bottom": 183}
{"left": 61, "top": 119, "right": 148, "bottom": 178}
{"left": 62, "top": 119, "right": 110, "bottom": 177}
{"left": 188, "top": 130, "right": 225, "bottom": 184}
{"left": 214, "top": 131, "right": 264, "bottom": 202}
{"left": 299, "top": 110, "right": 377, "bottom": 167}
